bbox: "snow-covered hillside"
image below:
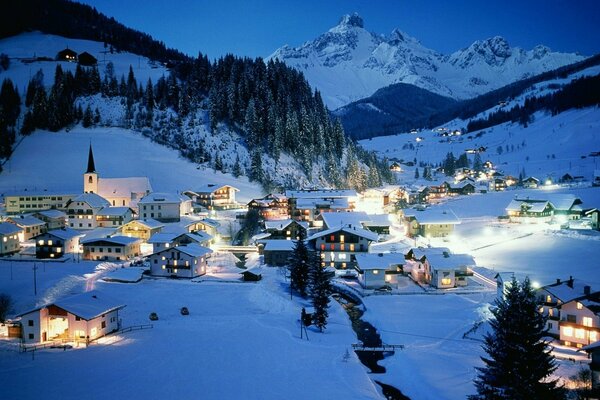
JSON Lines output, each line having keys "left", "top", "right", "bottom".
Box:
{"left": 0, "top": 127, "right": 262, "bottom": 202}
{"left": 0, "top": 32, "right": 169, "bottom": 91}
{"left": 269, "top": 13, "right": 585, "bottom": 109}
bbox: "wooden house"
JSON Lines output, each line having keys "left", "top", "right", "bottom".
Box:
{"left": 77, "top": 51, "right": 97, "bottom": 66}
{"left": 35, "top": 228, "right": 82, "bottom": 259}
{"left": 307, "top": 225, "right": 378, "bottom": 270}
{"left": 522, "top": 176, "right": 540, "bottom": 189}
{"left": 96, "top": 207, "right": 134, "bottom": 228}
{"left": 260, "top": 240, "right": 296, "bottom": 267}
{"left": 184, "top": 184, "right": 239, "bottom": 210}
{"left": 247, "top": 194, "right": 288, "bottom": 220}
{"left": 264, "top": 219, "right": 309, "bottom": 240}
{"left": 81, "top": 236, "right": 141, "bottom": 261}
{"left": 56, "top": 48, "right": 77, "bottom": 62}
{"left": 505, "top": 198, "right": 554, "bottom": 223}
{"left": 120, "top": 219, "right": 164, "bottom": 241}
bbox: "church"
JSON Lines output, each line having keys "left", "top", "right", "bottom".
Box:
{"left": 83, "top": 144, "right": 152, "bottom": 208}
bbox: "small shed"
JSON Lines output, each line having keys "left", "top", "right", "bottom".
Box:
{"left": 78, "top": 51, "right": 97, "bottom": 66}
{"left": 240, "top": 267, "right": 262, "bottom": 281}
{"left": 56, "top": 48, "right": 77, "bottom": 62}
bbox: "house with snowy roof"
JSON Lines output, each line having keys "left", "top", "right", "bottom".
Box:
{"left": 307, "top": 225, "right": 378, "bottom": 270}
{"left": 317, "top": 211, "right": 370, "bottom": 230}
{"left": 184, "top": 184, "right": 239, "bottom": 210}
{"left": 423, "top": 252, "right": 475, "bottom": 289}
{"left": 138, "top": 192, "right": 192, "bottom": 222}
{"left": 16, "top": 290, "right": 125, "bottom": 344}
{"left": 505, "top": 198, "right": 554, "bottom": 223}
{"left": 286, "top": 189, "right": 357, "bottom": 224}
{"left": 260, "top": 239, "right": 297, "bottom": 266}
{"left": 148, "top": 231, "right": 212, "bottom": 253}
{"left": 7, "top": 215, "right": 46, "bottom": 241}
{"left": 66, "top": 192, "right": 111, "bottom": 230}
{"left": 403, "top": 208, "right": 461, "bottom": 237}
{"left": 81, "top": 236, "right": 141, "bottom": 261}
{"left": 35, "top": 228, "right": 83, "bottom": 259}
{"left": 263, "top": 219, "right": 309, "bottom": 240}
{"left": 537, "top": 277, "right": 600, "bottom": 348}
{"left": 0, "top": 222, "right": 22, "bottom": 255}
{"left": 83, "top": 144, "right": 152, "bottom": 209}
{"left": 247, "top": 194, "right": 288, "bottom": 220}
{"left": 120, "top": 219, "right": 164, "bottom": 241}
{"left": 547, "top": 194, "right": 583, "bottom": 221}
{"left": 33, "top": 209, "right": 67, "bottom": 230}
{"left": 149, "top": 243, "right": 212, "bottom": 278}
{"left": 3, "top": 192, "right": 76, "bottom": 214}
{"left": 354, "top": 253, "right": 405, "bottom": 289}
{"left": 96, "top": 207, "right": 134, "bottom": 228}
{"left": 522, "top": 176, "right": 540, "bottom": 189}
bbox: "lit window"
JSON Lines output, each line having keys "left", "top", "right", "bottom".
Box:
{"left": 563, "top": 327, "right": 573, "bottom": 337}
{"left": 373, "top": 270, "right": 379, "bottom": 275}
{"left": 350, "top": 244, "right": 355, "bottom": 251}
{"left": 441, "top": 278, "right": 452, "bottom": 285}
{"left": 3, "top": 237, "right": 6, "bottom": 243}
{"left": 340, "top": 235, "right": 345, "bottom": 243}
{"left": 162, "top": 265, "right": 165, "bottom": 270}
{"left": 174, "top": 269, "right": 178, "bottom": 273}
{"left": 577, "top": 302, "right": 583, "bottom": 310}
{"left": 583, "top": 317, "right": 593, "bottom": 327}
{"left": 165, "top": 243, "right": 170, "bottom": 248}
{"left": 38, "top": 240, "right": 44, "bottom": 245}
{"left": 546, "top": 295, "right": 551, "bottom": 303}
{"left": 590, "top": 331, "right": 598, "bottom": 342}
{"left": 575, "top": 329, "right": 585, "bottom": 339}
{"left": 161, "top": 256, "right": 165, "bottom": 261}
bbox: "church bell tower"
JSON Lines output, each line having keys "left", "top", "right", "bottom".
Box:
{"left": 84, "top": 144, "right": 98, "bottom": 194}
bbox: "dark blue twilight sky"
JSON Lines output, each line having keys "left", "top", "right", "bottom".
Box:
{"left": 78, "top": 0, "right": 599, "bottom": 59}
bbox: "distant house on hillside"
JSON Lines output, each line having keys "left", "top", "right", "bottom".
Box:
{"left": 403, "top": 208, "right": 461, "bottom": 238}
{"left": 522, "top": 176, "right": 540, "bottom": 189}
{"left": 77, "top": 51, "right": 97, "bottom": 66}
{"left": 56, "top": 48, "right": 77, "bottom": 62}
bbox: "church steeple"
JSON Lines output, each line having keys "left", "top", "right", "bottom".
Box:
{"left": 86, "top": 144, "right": 96, "bottom": 173}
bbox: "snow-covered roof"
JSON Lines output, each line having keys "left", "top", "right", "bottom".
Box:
{"left": 285, "top": 189, "right": 357, "bottom": 199}
{"left": 148, "top": 231, "right": 212, "bottom": 244}
{"left": 547, "top": 194, "right": 582, "bottom": 211}
{"left": 355, "top": 253, "right": 405, "bottom": 270}
{"left": 262, "top": 240, "right": 297, "bottom": 251}
{"left": 200, "top": 218, "right": 221, "bottom": 228}
{"left": 307, "top": 225, "right": 379, "bottom": 242}
{"left": 264, "top": 219, "right": 308, "bottom": 231}
{"left": 124, "top": 219, "right": 164, "bottom": 229}
{"left": 296, "top": 197, "right": 349, "bottom": 209}
{"left": 320, "top": 211, "right": 370, "bottom": 229}
{"left": 8, "top": 215, "right": 45, "bottom": 227}
{"left": 184, "top": 231, "right": 213, "bottom": 243}
{"left": 43, "top": 228, "right": 83, "bottom": 241}
{"left": 34, "top": 209, "right": 67, "bottom": 219}
{"left": 0, "top": 222, "right": 23, "bottom": 235}
{"left": 363, "top": 214, "right": 392, "bottom": 227}
{"left": 409, "top": 247, "right": 451, "bottom": 260}
{"left": 17, "top": 290, "right": 126, "bottom": 321}
{"left": 540, "top": 278, "right": 598, "bottom": 303}
{"left": 170, "top": 243, "right": 212, "bottom": 258}
{"left": 139, "top": 192, "right": 186, "bottom": 204}
{"left": 506, "top": 199, "right": 552, "bottom": 213}
{"left": 426, "top": 253, "right": 475, "bottom": 270}
{"left": 404, "top": 208, "right": 461, "bottom": 225}
{"left": 98, "top": 207, "right": 132, "bottom": 217}
{"left": 71, "top": 193, "right": 111, "bottom": 209}
{"left": 191, "top": 184, "right": 239, "bottom": 194}
{"left": 81, "top": 235, "right": 141, "bottom": 246}
{"left": 98, "top": 177, "right": 152, "bottom": 196}
{"left": 251, "top": 232, "right": 272, "bottom": 242}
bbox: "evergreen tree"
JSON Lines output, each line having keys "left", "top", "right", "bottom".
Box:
{"left": 309, "top": 255, "right": 331, "bottom": 332}
{"left": 232, "top": 155, "right": 242, "bottom": 178}
{"left": 414, "top": 168, "right": 420, "bottom": 179}
{"left": 444, "top": 152, "right": 456, "bottom": 176}
{"left": 288, "top": 231, "right": 310, "bottom": 297}
{"left": 473, "top": 153, "right": 484, "bottom": 172}
{"left": 82, "top": 104, "right": 93, "bottom": 127}
{"left": 470, "top": 277, "right": 565, "bottom": 400}
{"left": 249, "top": 150, "right": 263, "bottom": 183}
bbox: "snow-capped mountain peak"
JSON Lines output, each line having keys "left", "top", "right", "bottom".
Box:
{"left": 268, "top": 15, "right": 585, "bottom": 109}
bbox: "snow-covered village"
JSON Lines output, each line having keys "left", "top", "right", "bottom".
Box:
{"left": 0, "top": 1, "right": 599, "bottom": 399}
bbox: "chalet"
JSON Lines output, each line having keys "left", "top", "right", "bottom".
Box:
{"left": 447, "top": 182, "right": 476, "bottom": 196}
{"left": 358, "top": 188, "right": 386, "bottom": 214}
{"left": 382, "top": 187, "right": 409, "bottom": 211}
{"left": 538, "top": 278, "right": 600, "bottom": 348}
{"left": 66, "top": 193, "right": 111, "bottom": 230}
{"left": 522, "top": 176, "right": 540, "bottom": 189}
{"left": 548, "top": 194, "right": 583, "bottom": 221}
{"left": 505, "top": 198, "right": 554, "bottom": 223}
{"left": 0, "top": 222, "right": 22, "bottom": 255}
{"left": 83, "top": 144, "right": 152, "bottom": 208}
{"left": 354, "top": 253, "right": 404, "bottom": 289}
{"left": 120, "top": 219, "right": 164, "bottom": 241}
{"left": 147, "top": 231, "right": 212, "bottom": 253}
{"left": 260, "top": 240, "right": 296, "bottom": 267}
{"left": 286, "top": 189, "right": 357, "bottom": 224}
{"left": 184, "top": 184, "right": 239, "bottom": 210}
{"left": 403, "top": 208, "right": 461, "bottom": 238}
{"left": 247, "top": 194, "right": 288, "bottom": 220}
{"left": 489, "top": 177, "right": 507, "bottom": 192}
{"left": 8, "top": 215, "right": 46, "bottom": 241}
{"left": 307, "top": 225, "right": 378, "bottom": 270}
{"left": 35, "top": 228, "right": 82, "bottom": 259}
{"left": 318, "top": 211, "right": 369, "bottom": 230}
{"left": 423, "top": 252, "right": 474, "bottom": 289}
{"left": 389, "top": 162, "right": 402, "bottom": 172}
{"left": 149, "top": 243, "right": 212, "bottom": 278}
{"left": 33, "top": 210, "right": 67, "bottom": 230}
{"left": 427, "top": 182, "right": 449, "bottom": 200}
{"left": 81, "top": 236, "right": 141, "bottom": 261}
{"left": 3, "top": 192, "right": 76, "bottom": 214}
{"left": 77, "top": 51, "right": 97, "bottom": 66}
{"left": 138, "top": 192, "right": 192, "bottom": 222}
{"left": 16, "top": 290, "right": 125, "bottom": 344}
{"left": 96, "top": 207, "right": 134, "bottom": 228}
{"left": 362, "top": 214, "right": 392, "bottom": 236}
{"left": 56, "top": 48, "right": 77, "bottom": 62}
{"left": 263, "top": 219, "right": 308, "bottom": 240}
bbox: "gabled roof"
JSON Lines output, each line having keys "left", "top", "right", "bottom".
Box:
{"left": 153, "top": 243, "right": 212, "bottom": 258}
{"left": 17, "top": 290, "right": 125, "bottom": 321}
{"left": 539, "top": 278, "right": 599, "bottom": 304}
{"left": 296, "top": 197, "right": 349, "bottom": 209}
{"left": 0, "top": 222, "right": 23, "bottom": 235}
{"left": 139, "top": 192, "right": 186, "bottom": 204}
{"left": 426, "top": 253, "right": 475, "bottom": 270}
{"left": 70, "top": 193, "right": 110, "bottom": 209}
{"left": 307, "top": 225, "right": 378, "bottom": 242}
{"left": 285, "top": 189, "right": 357, "bottom": 199}
{"left": 147, "top": 231, "right": 212, "bottom": 244}
{"left": 34, "top": 209, "right": 67, "bottom": 219}
{"left": 506, "top": 199, "right": 552, "bottom": 213}
{"left": 81, "top": 235, "right": 141, "bottom": 246}
{"left": 41, "top": 228, "right": 83, "bottom": 241}
{"left": 8, "top": 215, "right": 45, "bottom": 227}
{"left": 123, "top": 219, "right": 164, "bottom": 229}
{"left": 190, "top": 184, "right": 239, "bottom": 194}
{"left": 547, "top": 194, "right": 583, "bottom": 211}
{"left": 355, "top": 253, "right": 405, "bottom": 270}
{"left": 408, "top": 247, "right": 451, "bottom": 261}
{"left": 363, "top": 214, "right": 392, "bottom": 227}
{"left": 404, "top": 208, "right": 461, "bottom": 225}
{"left": 261, "top": 240, "right": 297, "bottom": 251}
{"left": 264, "top": 219, "right": 308, "bottom": 231}
{"left": 97, "top": 207, "right": 132, "bottom": 217}
{"left": 320, "top": 212, "right": 370, "bottom": 229}
{"left": 98, "top": 177, "right": 152, "bottom": 196}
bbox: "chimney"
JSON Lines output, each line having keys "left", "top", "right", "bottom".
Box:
{"left": 584, "top": 286, "right": 591, "bottom": 296}
{"left": 567, "top": 276, "right": 574, "bottom": 288}
{"left": 556, "top": 278, "right": 561, "bottom": 285}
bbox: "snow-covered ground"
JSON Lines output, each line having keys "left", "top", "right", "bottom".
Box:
{"left": 0, "top": 32, "right": 169, "bottom": 92}
{"left": 0, "top": 126, "right": 262, "bottom": 202}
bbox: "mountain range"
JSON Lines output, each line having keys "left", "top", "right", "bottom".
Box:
{"left": 269, "top": 13, "right": 585, "bottom": 109}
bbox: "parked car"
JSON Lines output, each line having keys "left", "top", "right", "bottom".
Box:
{"left": 180, "top": 307, "right": 189, "bottom": 316}
{"left": 149, "top": 312, "right": 159, "bottom": 321}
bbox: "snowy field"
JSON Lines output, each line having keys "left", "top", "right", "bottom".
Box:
{"left": 0, "top": 127, "right": 262, "bottom": 202}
